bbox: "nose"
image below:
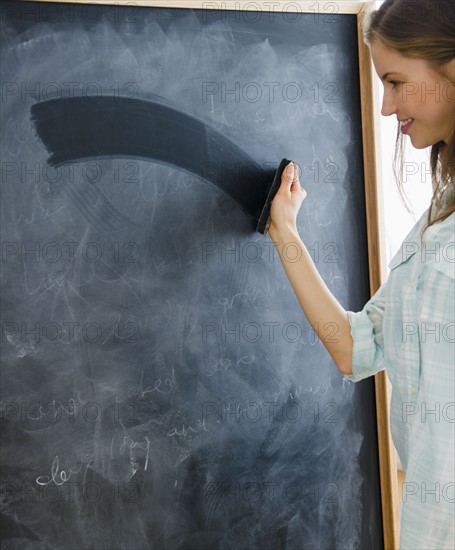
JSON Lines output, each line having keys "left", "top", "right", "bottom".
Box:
{"left": 381, "top": 90, "right": 396, "bottom": 117}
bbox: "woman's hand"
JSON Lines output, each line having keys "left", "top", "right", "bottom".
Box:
{"left": 269, "top": 161, "right": 307, "bottom": 236}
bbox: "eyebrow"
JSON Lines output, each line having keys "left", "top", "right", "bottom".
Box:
{"left": 381, "top": 72, "right": 402, "bottom": 81}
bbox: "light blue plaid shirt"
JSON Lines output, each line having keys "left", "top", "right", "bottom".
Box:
{"left": 344, "top": 207, "right": 455, "bottom": 550}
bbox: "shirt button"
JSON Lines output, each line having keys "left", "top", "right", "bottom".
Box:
{"left": 410, "top": 386, "right": 417, "bottom": 394}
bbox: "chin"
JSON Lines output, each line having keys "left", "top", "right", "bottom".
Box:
{"left": 409, "top": 140, "right": 428, "bottom": 149}
{"left": 409, "top": 136, "right": 433, "bottom": 149}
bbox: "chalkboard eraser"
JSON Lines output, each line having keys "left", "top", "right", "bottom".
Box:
{"left": 256, "top": 158, "right": 292, "bottom": 235}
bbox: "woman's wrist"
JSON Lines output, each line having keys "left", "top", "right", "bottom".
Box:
{"left": 268, "top": 222, "right": 300, "bottom": 243}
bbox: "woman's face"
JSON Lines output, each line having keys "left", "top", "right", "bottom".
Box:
{"left": 370, "top": 40, "right": 454, "bottom": 148}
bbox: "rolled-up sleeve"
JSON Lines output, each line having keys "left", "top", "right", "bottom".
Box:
{"left": 343, "top": 280, "right": 388, "bottom": 383}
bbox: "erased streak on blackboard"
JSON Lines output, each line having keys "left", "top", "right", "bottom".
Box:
{"left": 30, "top": 94, "right": 277, "bottom": 231}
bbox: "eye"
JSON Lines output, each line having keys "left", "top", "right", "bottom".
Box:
{"left": 388, "top": 80, "right": 400, "bottom": 89}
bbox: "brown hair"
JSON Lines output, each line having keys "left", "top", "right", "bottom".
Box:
{"left": 361, "top": 0, "right": 455, "bottom": 234}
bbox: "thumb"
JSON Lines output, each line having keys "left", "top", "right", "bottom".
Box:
{"left": 282, "top": 161, "right": 295, "bottom": 190}
{"left": 285, "top": 160, "right": 295, "bottom": 188}
{"left": 286, "top": 161, "right": 302, "bottom": 194}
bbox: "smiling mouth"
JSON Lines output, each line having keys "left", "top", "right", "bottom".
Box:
{"left": 400, "top": 117, "right": 413, "bottom": 126}
{"left": 400, "top": 118, "right": 414, "bottom": 134}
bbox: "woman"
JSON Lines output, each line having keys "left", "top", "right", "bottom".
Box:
{"left": 268, "top": 1, "right": 454, "bottom": 548}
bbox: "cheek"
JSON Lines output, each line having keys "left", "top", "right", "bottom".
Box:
{"left": 419, "top": 81, "right": 453, "bottom": 114}
{"left": 414, "top": 94, "right": 448, "bottom": 123}
{"left": 430, "top": 100, "right": 453, "bottom": 125}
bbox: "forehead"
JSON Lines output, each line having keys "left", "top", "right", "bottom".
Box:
{"left": 370, "top": 41, "right": 407, "bottom": 75}
{"left": 370, "top": 40, "right": 433, "bottom": 80}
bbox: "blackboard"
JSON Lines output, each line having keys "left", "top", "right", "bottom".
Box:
{"left": 0, "top": 1, "right": 384, "bottom": 548}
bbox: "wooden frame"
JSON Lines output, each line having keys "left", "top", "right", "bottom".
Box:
{"left": 18, "top": 1, "right": 398, "bottom": 547}
{"left": 20, "top": 0, "right": 368, "bottom": 13}
{"left": 357, "top": 6, "right": 399, "bottom": 548}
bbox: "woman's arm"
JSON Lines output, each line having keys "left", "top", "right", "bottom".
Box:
{"left": 268, "top": 162, "right": 353, "bottom": 374}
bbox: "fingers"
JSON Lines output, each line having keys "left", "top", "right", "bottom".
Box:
{"left": 282, "top": 161, "right": 304, "bottom": 194}
{"left": 283, "top": 161, "right": 295, "bottom": 186}
{"left": 289, "top": 162, "right": 300, "bottom": 192}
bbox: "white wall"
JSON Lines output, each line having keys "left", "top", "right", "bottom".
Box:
{"left": 378, "top": 112, "right": 433, "bottom": 263}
